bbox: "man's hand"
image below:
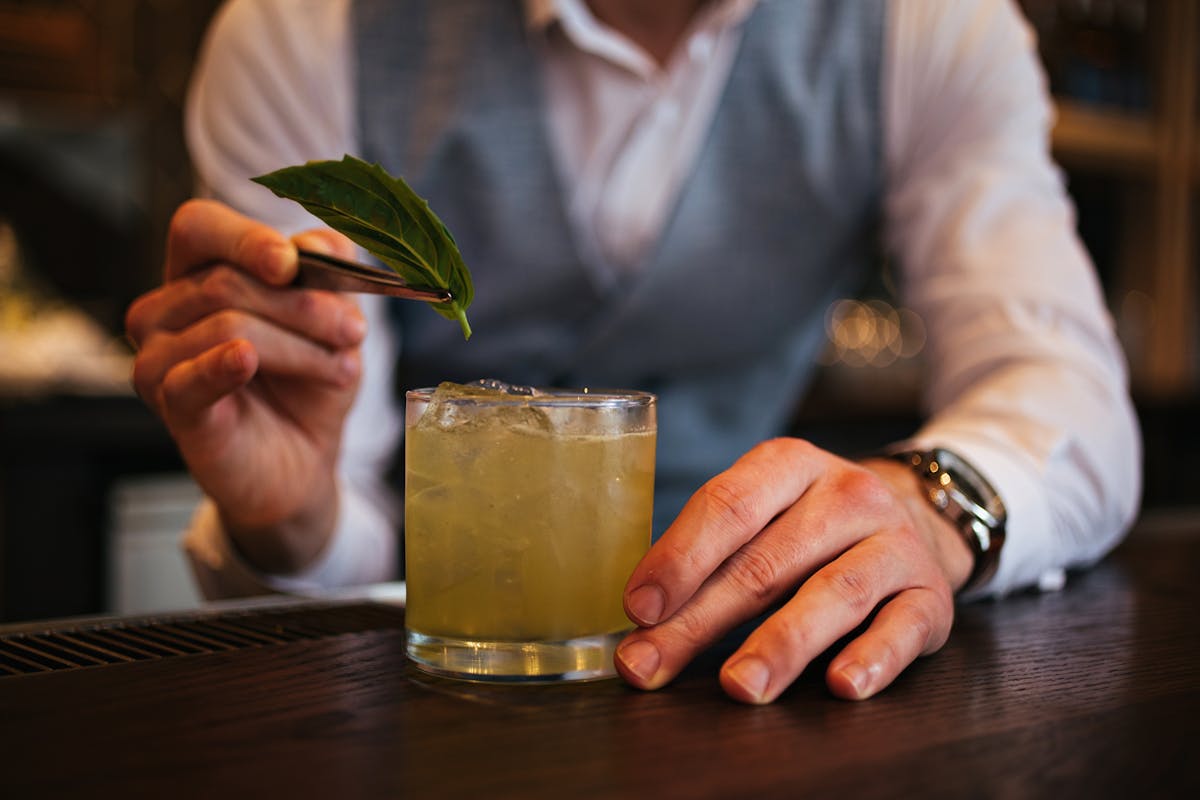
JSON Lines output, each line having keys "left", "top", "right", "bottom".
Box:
{"left": 615, "top": 438, "right": 973, "bottom": 703}
{"left": 125, "top": 199, "right": 366, "bottom": 574}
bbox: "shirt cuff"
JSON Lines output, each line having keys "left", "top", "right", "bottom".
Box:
{"left": 898, "top": 426, "right": 1062, "bottom": 600}
{"left": 182, "top": 483, "right": 398, "bottom": 601}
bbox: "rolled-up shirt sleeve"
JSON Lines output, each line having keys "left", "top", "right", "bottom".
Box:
{"left": 883, "top": 0, "right": 1142, "bottom": 597}
{"left": 180, "top": 0, "right": 402, "bottom": 598}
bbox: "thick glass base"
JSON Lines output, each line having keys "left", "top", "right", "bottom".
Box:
{"left": 406, "top": 629, "right": 627, "bottom": 683}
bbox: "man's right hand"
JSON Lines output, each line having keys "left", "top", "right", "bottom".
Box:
{"left": 125, "top": 199, "right": 367, "bottom": 575}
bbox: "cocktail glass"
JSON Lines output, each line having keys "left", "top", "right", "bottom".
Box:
{"left": 404, "top": 382, "right": 656, "bottom": 682}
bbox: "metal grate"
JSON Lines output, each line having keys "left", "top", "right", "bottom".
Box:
{"left": 0, "top": 602, "right": 404, "bottom": 677}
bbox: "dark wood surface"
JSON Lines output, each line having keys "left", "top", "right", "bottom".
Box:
{"left": 1, "top": 522, "right": 1198, "bottom": 798}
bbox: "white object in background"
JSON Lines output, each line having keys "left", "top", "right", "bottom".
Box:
{"left": 108, "top": 474, "right": 204, "bottom": 615}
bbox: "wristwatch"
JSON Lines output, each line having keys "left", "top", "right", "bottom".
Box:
{"left": 891, "top": 448, "right": 1007, "bottom": 593}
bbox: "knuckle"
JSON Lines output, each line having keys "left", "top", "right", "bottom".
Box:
{"left": 763, "top": 436, "right": 810, "bottom": 459}
{"left": 760, "top": 610, "right": 812, "bottom": 656}
{"left": 293, "top": 287, "right": 323, "bottom": 319}
{"left": 197, "top": 266, "right": 243, "bottom": 308}
{"left": 159, "top": 364, "right": 188, "bottom": 404}
{"left": 721, "top": 546, "right": 782, "bottom": 603}
{"left": 636, "top": 538, "right": 703, "bottom": 596}
{"left": 833, "top": 467, "right": 891, "bottom": 511}
{"left": 903, "top": 604, "right": 937, "bottom": 652}
{"left": 894, "top": 591, "right": 951, "bottom": 655}
{"left": 124, "top": 295, "right": 150, "bottom": 342}
{"left": 130, "top": 353, "right": 161, "bottom": 401}
{"left": 746, "top": 437, "right": 808, "bottom": 469}
{"left": 824, "top": 566, "right": 876, "bottom": 616}
{"left": 207, "top": 308, "right": 248, "bottom": 341}
{"left": 667, "top": 602, "right": 719, "bottom": 648}
{"left": 699, "top": 477, "right": 761, "bottom": 534}
{"left": 168, "top": 199, "right": 212, "bottom": 253}
{"left": 747, "top": 437, "right": 783, "bottom": 461}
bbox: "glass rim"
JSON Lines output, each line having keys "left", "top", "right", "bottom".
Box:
{"left": 405, "top": 386, "right": 656, "bottom": 409}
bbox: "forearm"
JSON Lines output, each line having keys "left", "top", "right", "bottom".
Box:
{"left": 884, "top": 0, "right": 1141, "bottom": 597}
{"left": 905, "top": 350, "right": 1140, "bottom": 596}
{"left": 216, "top": 475, "right": 340, "bottom": 576}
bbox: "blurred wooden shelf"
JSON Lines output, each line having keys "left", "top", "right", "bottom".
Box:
{"left": 0, "top": 2, "right": 124, "bottom": 111}
{"left": 1052, "top": 101, "right": 1158, "bottom": 174}
{"left": 1043, "top": 0, "right": 1198, "bottom": 399}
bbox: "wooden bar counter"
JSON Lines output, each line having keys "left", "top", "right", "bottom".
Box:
{"left": 1, "top": 517, "right": 1197, "bottom": 798}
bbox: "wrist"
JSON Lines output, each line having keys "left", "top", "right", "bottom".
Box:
{"left": 861, "top": 458, "right": 975, "bottom": 592}
{"left": 875, "top": 448, "right": 1008, "bottom": 594}
{"left": 219, "top": 476, "right": 340, "bottom": 575}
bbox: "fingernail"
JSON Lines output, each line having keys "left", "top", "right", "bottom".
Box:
{"left": 626, "top": 584, "right": 665, "bottom": 626}
{"left": 616, "top": 639, "right": 661, "bottom": 683}
{"left": 725, "top": 656, "right": 771, "bottom": 703}
{"left": 837, "top": 662, "right": 870, "bottom": 698}
{"left": 269, "top": 242, "right": 298, "bottom": 279}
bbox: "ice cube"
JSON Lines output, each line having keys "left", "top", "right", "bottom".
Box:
{"left": 418, "top": 380, "right": 553, "bottom": 434}
{"left": 465, "top": 378, "right": 539, "bottom": 396}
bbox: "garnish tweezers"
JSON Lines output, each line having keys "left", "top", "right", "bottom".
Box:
{"left": 295, "top": 248, "right": 452, "bottom": 303}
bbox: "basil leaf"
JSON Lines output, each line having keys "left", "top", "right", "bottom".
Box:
{"left": 252, "top": 155, "right": 474, "bottom": 339}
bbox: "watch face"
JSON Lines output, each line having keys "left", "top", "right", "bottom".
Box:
{"left": 931, "top": 449, "right": 1005, "bottom": 526}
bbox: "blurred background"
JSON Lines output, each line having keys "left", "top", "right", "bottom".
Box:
{"left": 0, "top": 0, "right": 1196, "bottom": 622}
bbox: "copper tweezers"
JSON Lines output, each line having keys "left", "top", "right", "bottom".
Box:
{"left": 295, "top": 249, "right": 452, "bottom": 303}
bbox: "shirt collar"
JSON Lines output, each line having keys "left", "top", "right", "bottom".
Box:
{"left": 524, "top": 0, "right": 760, "bottom": 78}
{"left": 523, "top": 0, "right": 762, "bottom": 35}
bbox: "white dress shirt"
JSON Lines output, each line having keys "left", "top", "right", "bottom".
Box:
{"left": 181, "top": 0, "right": 1141, "bottom": 600}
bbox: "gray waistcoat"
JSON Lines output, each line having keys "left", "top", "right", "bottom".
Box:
{"left": 353, "top": 0, "right": 884, "bottom": 533}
